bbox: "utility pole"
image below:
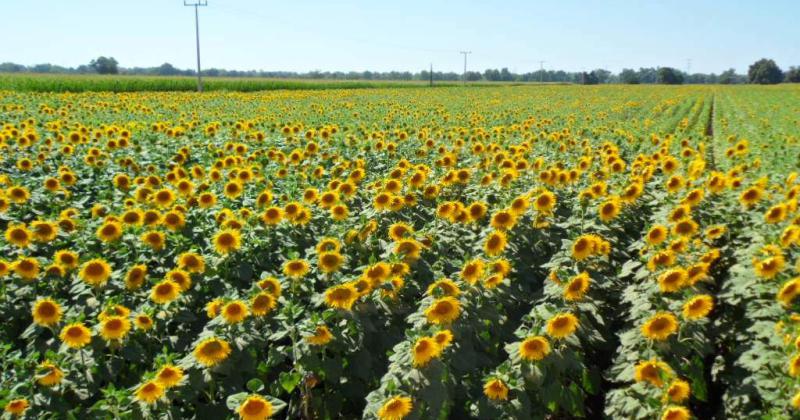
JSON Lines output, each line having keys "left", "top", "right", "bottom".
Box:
{"left": 430, "top": 63, "right": 433, "bottom": 87}
{"left": 184, "top": 0, "right": 208, "bottom": 92}
{"left": 459, "top": 51, "right": 471, "bottom": 85}
{"left": 538, "top": 60, "right": 546, "bottom": 83}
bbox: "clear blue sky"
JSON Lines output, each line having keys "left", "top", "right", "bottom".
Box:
{"left": 2, "top": 0, "right": 798, "bottom": 74}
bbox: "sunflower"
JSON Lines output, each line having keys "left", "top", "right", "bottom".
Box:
{"left": 330, "top": 204, "right": 349, "bottom": 221}
{"left": 177, "top": 251, "right": 205, "bottom": 274}
{"left": 79, "top": 258, "right": 112, "bottom": 286}
{"left": 152, "top": 188, "right": 176, "bottom": 207}
{"left": 60, "top": 322, "right": 92, "bottom": 348}
{"left": 646, "top": 225, "right": 668, "bottom": 246}
{"left": 5, "top": 224, "right": 32, "bottom": 248}
{"left": 13, "top": 257, "right": 40, "bottom": 280}
{"left": 564, "top": 272, "right": 590, "bottom": 301}
{"left": 739, "top": 186, "right": 763, "bottom": 207}
{"left": 54, "top": 249, "right": 79, "bottom": 269}
{"left": 490, "top": 209, "right": 517, "bottom": 230}
{"left": 238, "top": 395, "right": 274, "bottom": 420}
{"left": 484, "top": 230, "right": 508, "bottom": 257}
{"left": 194, "top": 337, "right": 232, "bottom": 367}
{"left": 388, "top": 222, "right": 414, "bottom": 241}
{"left": 141, "top": 230, "right": 166, "bottom": 250}
{"left": 32, "top": 298, "right": 62, "bottom": 327}
{"left": 672, "top": 218, "right": 698, "bottom": 237}
{"left": 318, "top": 251, "right": 345, "bottom": 273}
{"left": 534, "top": 190, "right": 556, "bottom": 213}
{"left": 125, "top": 264, "right": 147, "bottom": 289}
{"left": 682, "top": 295, "right": 714, "bottom": 319}
{"left": 150, "top": 280, "right": 180, "bottom": 304}
{"left": 641, "top": 312, "right": 679, "bottom": 341}
{"left": 483, "top": 379, "right": 509, "bottom": 401}
{"left": 598, "top": 197, "right": 621, "bottom": 222}
{"left": 426, "top": 278, "right": 461, "bottom": 297}
{"left": 546, "top": 313, "right": 579, "bottom": 339}
{"left": 134, "top": 381, "right": 164, "bottom": 405}
{"left": 571, "top": 235, "right": 595, "bottom": 261}
{"left": 765, "top": 204, "right": 788, "bottom": 224}
{"left": 306, "top": 325, "right": 334, "bottom": 346}
{"left": 793, "top": 390, "right": 800, "bottom": 409}
{"left": 665, "top": 379, "right": 691, "bottom": 403}
{"left": 155, "top": 364, "right": 184, "bottom": 388}
{"left": 777, "top": 278, "right": 800, "bottom": 306}
{"left": 377, "top": 395, "right": 413, "bottom": 420}
{"left": 434, "top": 330, "right": 454, "bottom": 348}
{"left": 135, "top": 313, "right": 154, "bottom": 331}
{"left": 634, "top": 359, "right": 673, "bottom": 386}
{"left": 257, "top": 277, "right": 282, "bottom": 297}
{"left": 754, "top": 255, "right": 785, "bottom": 279}
{"left": 412, "top": 337, "right": 442, "bottom": 367}
{"left": 519, "top": 336, "right": 550, "bottom": 362}
{"left": 661, "top": 406, "right": 691, "bottom": 420}
{"left": 221, "top": 300, "right": 249, "bottom": 324}
{"left": 198, "top": 192, "right": 218, "bottom": 208}
{"left": 36, "top": 361, "right": 64, "bottom": 387}
{"left": 100, "top": 316, "right": 131, "bottom": 341}
{"left": 3, "top": 399, "right": 29, "bottom": 416}
{"left": 166, "top": 268, "right": 192, "bottom": 291}
{"left": 212, "top": 229, "right": 241, "bottom": 254}
{"left": 393, "top": 238, "right": 423, "bottom": 261}
{"left": 790, "top": 354, "right": 800, "bottom": 377}
{"left": 364, "top": 262, "right": 391, "bottom": 285}
{"left": 96, "top": 221, "right": 123, "bottom": 242}
{"left": 31, "top": 220, "right": 58, "bottom": 242}
{"left": 461, "top": 259, "right": 485, "bottom": 285}
{"left": 283, "top": 259, "right": 310, "bottom": 278}
{"left": 325, "top": 284, "right": 359, "bottom": 310}
{"left": 251, "top": 293, "right": 277, "bottom": 316}
{"left": 658, "top": 268, "right": 687, "bottom": 293}
{"left": 425, "top": 297, "right": 461, "bottom": 324}
{"left": 467, "top": 201, "right": 488, "bottom": 221}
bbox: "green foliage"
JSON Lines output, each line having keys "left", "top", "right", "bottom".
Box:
{"left": 748, "top": 58, "right": 784, "bottom": 84}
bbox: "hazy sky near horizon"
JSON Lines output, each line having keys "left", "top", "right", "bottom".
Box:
{"left": 2, "top": 0, "right": 798, "bottom": 74}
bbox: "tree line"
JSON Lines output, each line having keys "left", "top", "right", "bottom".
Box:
{"left": 1, "top": 57, "right": 798, "bottom": 84}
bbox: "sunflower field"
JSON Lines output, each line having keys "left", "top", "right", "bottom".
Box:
{"left": 1, "top": 84, "right": 800, "bottom": 419}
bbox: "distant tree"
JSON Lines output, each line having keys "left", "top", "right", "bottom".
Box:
{"left": 499, "top": 67, "right": 513, "bottom": 81}
{"left": 656, "top": 67, "right": 684, "bottom": 84}
{"left": 748, "top": 58, "right": 783, "bottom": 84}
{"left": 592, "top": 69, "right": 612, "bottom": 84}
{"left": 786, "top": 66, "right": 800, "bottom": 83}
{"left": 719, "top": 68, "right": 738, "bottom": 84}
{"left": 619, "top": 68, "right": 640, "bottom": 84}
{"left": 0, "top": 62, "right": 27, "bottom": 72}
{"left": 89, "top": 56, "right": 119, "bottom": 74}
{"left": 156, "top": 63, "right": 181, "bottom": 76}
{"left": 581, "top": 71, "right": 599, "bottom": 85}
{"left": 465, "top": 71, "right": 482, "bottom": 81}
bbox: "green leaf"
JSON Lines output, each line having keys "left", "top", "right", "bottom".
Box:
{"left": 246, "top": 378, "right": 264, "bottom": 393}
{"left": 279, "top": 371, "right": 302, "bottom": 393}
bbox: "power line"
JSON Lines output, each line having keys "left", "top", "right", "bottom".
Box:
{"left": 184, "top": 0, "right": 208, "bottom": 92}
{"left": 460, "top": 51, "right": 471, "bottom": 85}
